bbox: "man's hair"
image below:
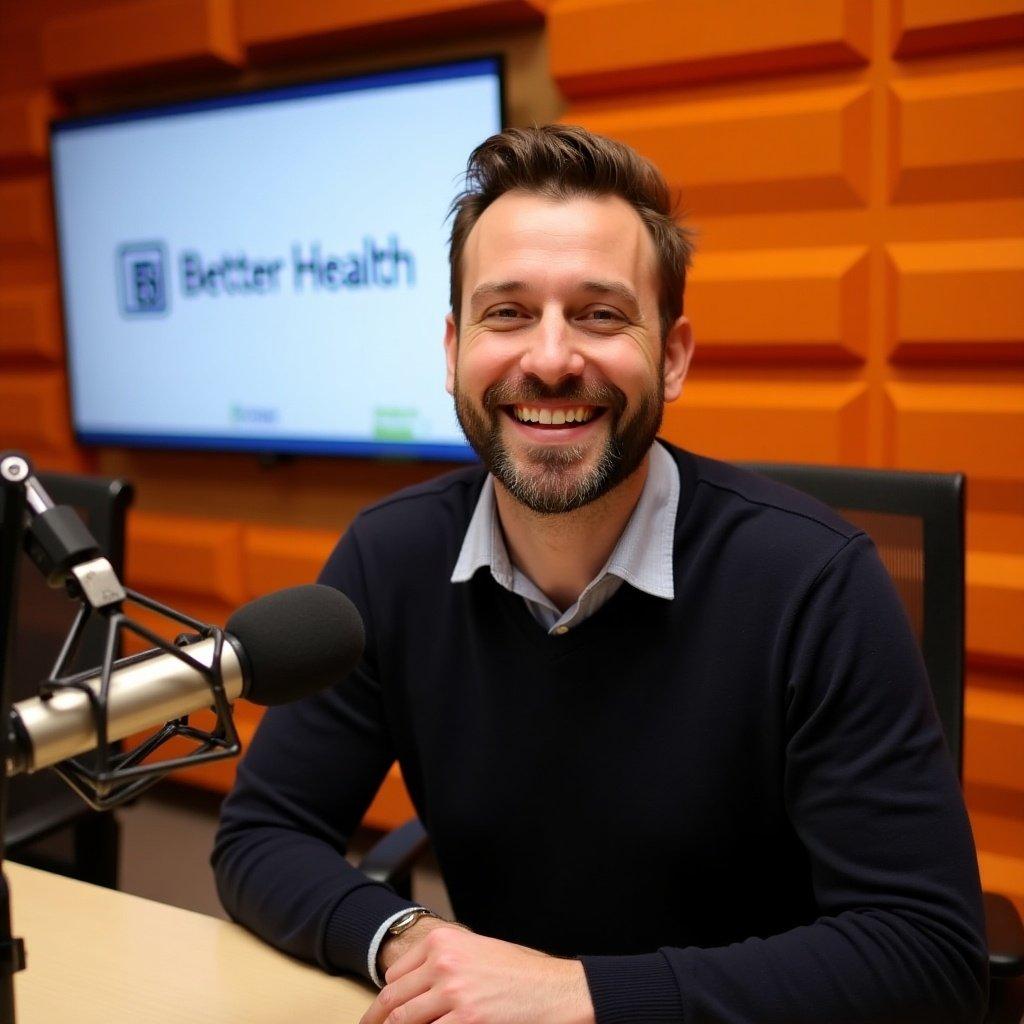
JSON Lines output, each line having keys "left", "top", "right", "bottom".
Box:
{"left": 448, "top": 124, "right": 695, "bottom": 341}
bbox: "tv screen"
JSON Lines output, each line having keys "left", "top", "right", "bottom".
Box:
{"left": 50, "top": 57, "right": 504, "bottom": 460}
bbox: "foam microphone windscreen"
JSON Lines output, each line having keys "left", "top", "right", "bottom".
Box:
{"left": 225, "top": 584, "right": 365, "bottom": 706}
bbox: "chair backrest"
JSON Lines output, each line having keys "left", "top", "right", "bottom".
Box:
{"left": 739, "top": 463, "right": 965, "bottom": 776}
{"left": 1, "top": 472, "right": 133, "bottom": 844}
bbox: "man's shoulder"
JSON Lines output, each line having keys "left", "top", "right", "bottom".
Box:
{"left": 320, "top": 463, "right": 486, "bottom": 596}
{"left": 349, "top": 462, "right": 486, "bottom": 549}
{"left": 660, "top": 441, "right": 863, "bottom": 553}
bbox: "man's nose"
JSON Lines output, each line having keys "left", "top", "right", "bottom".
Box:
{"left": 518, "top": 309, "right": 585, "bottom": 385}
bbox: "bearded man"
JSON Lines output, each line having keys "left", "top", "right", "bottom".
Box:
{"left": 213, "top": 126, "right": 987, "bottom": 1024}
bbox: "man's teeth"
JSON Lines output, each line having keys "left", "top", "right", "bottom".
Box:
{"left": 513, "top": 406, "right": 595, "bottom": 425}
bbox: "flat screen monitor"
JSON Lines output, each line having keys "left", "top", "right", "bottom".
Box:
{"left": 50, "top": 57, "right": 504, "bottom": 460}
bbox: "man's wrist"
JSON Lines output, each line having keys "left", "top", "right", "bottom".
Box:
{"left": 367, "top": 907, "right": 425, "bottom": 987}
{"left": 378, "top": 915, "right": 460, "bottom": 977}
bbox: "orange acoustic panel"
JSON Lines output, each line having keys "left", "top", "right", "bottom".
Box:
{"left": 887, "top": 239, "right": 1024, "bottom": 363}
{"left": 965, "top": 680, "right": 1024, "bottom": 793}
{"left": 242, "top": 524, "right": 338, "bottom": 598}
{"left": 41, "top": 0, "right": 242, "bottom": 88}
{"left": 967, "top": 552, "right": 1024, "bottom": 662}
{"left": 967, "top": 783, "right": 1024, "bottom": 863}
{"left": 978, "top": 849, "right": 1024, "bottom": 917}
{"left": 889, "top": 65, "right": 1024, "bottom": 203}
{"left": 242, "top": 0, "right": 545, "bottom": 62}
{"left": 0, "top": 284, "right": 62, "bottom": 363}
{"left": 965, "top": 664, "right": 1024, "bottom": 918}
{"left": 0, "top": 91, "right": 57, "bottom": 166}
{"left": 364, "top": 763, "right": 417, "bottom": 832}
{"left": 549, "top": 0, "right": 870, "bottom": 98}
{"left": 126, "top": 511, "right": 247, "bottom": 606}
{"left": 0, "top": 369, "right": 73, "bottom": 454}
{"left": 893, "top": 0, "right": 1024, "bottom": 57}
{"left": 661, "top": 381, "right": 868, "bottom": 464}
{"left": 0, "top": 177, "right": 52, "bottom": 254}
{"left": 574, "top": 86, "right": 871, "bottom": 216}
{"left": 966, "top": 480, "right": 1024, "bottom": 556}
{"left": 884, "top": 383, "right": 1024, "bottom": 480}
{"left": 966, "top": 769, "right": 1024, "bottom": 916}
{"left": 687, "top": 246, "right": 868, "bottom": 363}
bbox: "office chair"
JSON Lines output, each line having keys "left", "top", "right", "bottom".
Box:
{"left": 359, "top": 462, "right": 1024, "bottom": 1018}
{"left": 1, "top": 472, "right": 133, "bottom": 888}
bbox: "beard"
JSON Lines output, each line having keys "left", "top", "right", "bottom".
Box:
{"left": 453, "top": 373, "right": 664, "bottom": 515}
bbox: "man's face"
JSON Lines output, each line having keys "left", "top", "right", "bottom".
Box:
{"left": 444, "top": 191, "right": 692, "bottom": 514}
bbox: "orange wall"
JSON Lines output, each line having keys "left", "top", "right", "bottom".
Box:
{"left": 0, "top": 1, "right": 1021, "bottom": 908}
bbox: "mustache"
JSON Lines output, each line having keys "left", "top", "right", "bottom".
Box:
{"left": 482, "top": 376, "right": 627, "bottom": 416}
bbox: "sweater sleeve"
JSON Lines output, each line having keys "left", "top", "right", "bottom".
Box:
{"left": 211, "top": 522, "right": 418, "bottom": 979}
{"left": 580, "top": 534, "right": 988, "bottom": 1024}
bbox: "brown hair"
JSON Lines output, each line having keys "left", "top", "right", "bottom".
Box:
{"left": 448, "top": 124, "right": 694, "bottom": 341}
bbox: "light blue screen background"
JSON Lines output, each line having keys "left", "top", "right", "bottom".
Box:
{"left": 51, "top": 61, "right": 502, "bottom": 458}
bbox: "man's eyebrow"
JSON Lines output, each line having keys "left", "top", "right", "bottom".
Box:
{"left": 579, "top": 280, "right": 641, "bottom": 310}
{"left": 469, "top": 281, "right": 530, "bottom": 304}
{"left": 469, "top": 280, "right": 641, "bottom": 309}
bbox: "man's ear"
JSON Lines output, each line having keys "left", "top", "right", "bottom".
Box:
{"left": 443, "top": 313, "right": 458, "bottom": 396}
{"left": 662, "top": 316, "right": 693, "bottom": 404}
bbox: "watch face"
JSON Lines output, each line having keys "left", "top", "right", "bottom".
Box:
{"left": 390, "top": 910, "right": 423, "bottom": 934}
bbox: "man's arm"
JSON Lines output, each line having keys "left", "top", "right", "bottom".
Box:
{"left": 584, "top": 536, "right": 986, "bottom": 1022}
{"left": 211, "top": 525, "right": 421, "bottom": 977}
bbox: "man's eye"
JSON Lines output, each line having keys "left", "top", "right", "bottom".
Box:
{"left": 583, "top": 308, "right": 623, "bottom": 324}
{"left": 486, "top": 307, "right": 522, "bottom": 321}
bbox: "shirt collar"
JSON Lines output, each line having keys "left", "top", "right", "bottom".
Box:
{"left": 451, "top": 441, "right": 678, "bottom": 601}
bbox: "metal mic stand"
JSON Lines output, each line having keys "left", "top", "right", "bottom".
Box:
{"left": 0, "top": 451, "right": 245, "bottom": 1024}
{"left": 0, "top": 456, "right": 30, "bottom": 1024}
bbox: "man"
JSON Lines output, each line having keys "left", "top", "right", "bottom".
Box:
{"left": 213, "top": 126, "right": 987, "bottom": 1023}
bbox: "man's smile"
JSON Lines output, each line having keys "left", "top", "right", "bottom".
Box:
{"left": 506, "top": 404, "right": 604, "bottom": 425}
{"left": 498, "top": 403, "right": 609, "bottom": 444}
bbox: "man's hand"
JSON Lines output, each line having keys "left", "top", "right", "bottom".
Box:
{"left": 360, "top": 922, "right": 595, "bottom": 1024}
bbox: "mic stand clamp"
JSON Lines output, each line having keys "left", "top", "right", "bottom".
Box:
{"left": 67, "top": 559, "right": 126, "bottom": 611}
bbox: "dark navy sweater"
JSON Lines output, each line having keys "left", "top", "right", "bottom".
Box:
{"left": 213, "top": 444, "right": 987, "bottom": 1023}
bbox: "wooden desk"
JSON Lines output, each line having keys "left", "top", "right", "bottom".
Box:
{"left": 6, "top": 862, "right": 375, "bottom": 1023}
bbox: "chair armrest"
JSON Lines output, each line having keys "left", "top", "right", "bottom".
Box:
{"left": 985, "top": 890, "right": 1024, "bottom": 978}
{"left": 359, "top": 818, "right": 429, "bottom": 902}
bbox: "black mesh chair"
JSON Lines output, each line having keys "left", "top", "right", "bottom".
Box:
{"left": 1, "top": 472, "right": 133, "bottom": 888}
{"left": 360, "top": 462, "right": 1024, "bottom": 1019}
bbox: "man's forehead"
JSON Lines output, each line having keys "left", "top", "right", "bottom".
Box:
{"left": 461, "top": 191, "right": 657, "bottom": 287}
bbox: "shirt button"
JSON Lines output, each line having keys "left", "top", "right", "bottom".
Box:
{"left": 553, "top": 625, "right": 569, "bottom": 635}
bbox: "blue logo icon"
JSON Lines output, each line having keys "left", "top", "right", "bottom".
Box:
{"left": 117, "top": 242, "right": 169, "bottom": 316}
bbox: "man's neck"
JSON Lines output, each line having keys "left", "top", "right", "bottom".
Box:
{"left": 493, "top": 454, "right": 650, "bottom": 612}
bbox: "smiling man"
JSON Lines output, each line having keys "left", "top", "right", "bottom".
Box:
{"left": 213, "top": 127, "right": 987, "bottom": 1024}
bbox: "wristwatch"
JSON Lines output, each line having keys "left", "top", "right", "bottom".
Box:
{"left": 387, "top": 907, "right": 438, "bottom": 938}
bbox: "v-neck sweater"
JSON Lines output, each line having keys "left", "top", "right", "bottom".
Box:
{"left": 212, "top": 443, "right": 986, "bottom": 1023}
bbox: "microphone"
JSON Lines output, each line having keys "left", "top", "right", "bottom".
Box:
{"left": 6, "top": 584, "right": 364, "bottom": 777}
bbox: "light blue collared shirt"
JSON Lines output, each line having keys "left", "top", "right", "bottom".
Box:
{"left": 450, "top": 441, "right": 680, "bottom": 634}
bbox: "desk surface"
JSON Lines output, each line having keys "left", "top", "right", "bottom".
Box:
{"left": 7, "top": 861, "right": 375, "bottom": 1023}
